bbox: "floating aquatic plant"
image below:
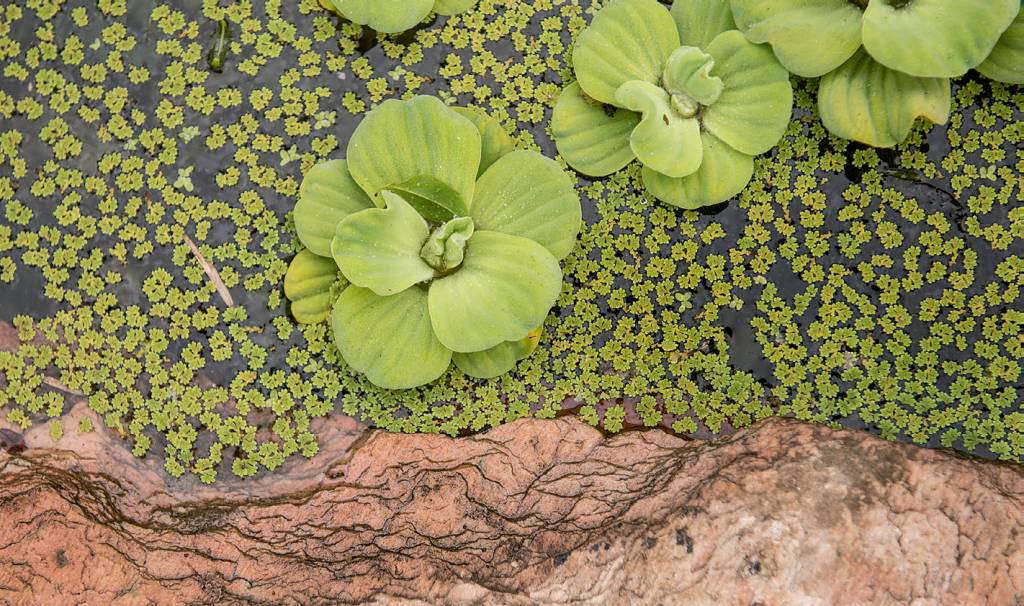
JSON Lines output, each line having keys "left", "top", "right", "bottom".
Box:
{"left": 1, "top": 0, "right": 1022, "bottom": 482}
{"left": 730, "top": 0, "right": 1020, "bottom": 146}
{"left": 320, "top": 0, "right": 476, "bottom": 34}
{"left": 551, "top": 0, "right": 792, "bottom": 209}
{"left": 289, "top": 96, "right": 581, "bottom": 388}
{"left": 206, "top": 18, "right": 230, "bottom": 73}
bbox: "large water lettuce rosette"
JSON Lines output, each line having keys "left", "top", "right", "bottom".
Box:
{"left": 287, "top": 96, "right": 582, "bottom": 389}
{"left": 551, "top": 0, "right": 793, "bottom": 210}
{"left": 320, "top": 0, "right": 476, "bottom": 34}
{"left": 729, "top": 0, "right": 1021, "bottom": 147}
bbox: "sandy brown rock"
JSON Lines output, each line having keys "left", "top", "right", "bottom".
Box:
{"left": 0, "top": 408, "right": 1021, "bottom": 606}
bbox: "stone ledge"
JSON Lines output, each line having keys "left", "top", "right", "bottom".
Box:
{"left": 1, "top": 412, "right": 1021, "bottom": 605}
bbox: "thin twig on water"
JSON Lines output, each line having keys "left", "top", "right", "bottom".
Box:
{"left": 42, "top": 376, "right": 86, "bottom": 397}
{"left": 183, "top": 233, "right": 236, "bottom": 307}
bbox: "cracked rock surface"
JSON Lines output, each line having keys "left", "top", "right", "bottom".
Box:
{"left": 1, "top": 408, "right": 1022, "bottom": 605}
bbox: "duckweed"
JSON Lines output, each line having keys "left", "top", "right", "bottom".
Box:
{"left": 0, "top": 0, "right": 1021, "bottom": 482}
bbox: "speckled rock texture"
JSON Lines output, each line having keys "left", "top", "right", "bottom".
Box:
{"left": 1, "top": 409, "right": 1021, "bottom": 606}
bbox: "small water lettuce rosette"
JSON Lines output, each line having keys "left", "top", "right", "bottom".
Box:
{"left": 287, "top": 96, "right": 582, "bottom": 389}
{"left": 551, "top": 0, "right": 792, "bottom": 210}
{"left": 729, "top": 0, "right": 1021, "bottom": 147}
{"left": 319, "top": 0, "right": 476, "bottom": 34}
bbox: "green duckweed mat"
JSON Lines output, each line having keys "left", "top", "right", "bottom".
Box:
{"left": 0, "top": 0, "right": 1021, "bottom": 481}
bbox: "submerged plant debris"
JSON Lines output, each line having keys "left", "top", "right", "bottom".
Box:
{"left": 0, "top": 0, "right": 1021, "bottom": 481}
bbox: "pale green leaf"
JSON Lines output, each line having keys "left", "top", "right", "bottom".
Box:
{"left": 428, "top": 231, "right": 562, "bottom": 353}
{"left": 572, "top": 0, "right": 680, "bottom": 105}
{"left": 615, "top": 80, "right": 703, "bottom": 179}
{"left": 671, "top": 0, "right": 737, "bottom": 48}
{"left": 470, "top": 150, "right": 582, "bottom": 260}
{"left": 284, "top": 249, "right": 342, "bottom": 324}
{"left": 862, "top": 0, "right": 1017, "bottom": 78}
{"left": 295, "top": 160, "right": 375, "bottom": 257}
{"left": 331, "top": 192, "right": 435, "bottom": 296}
{"left": 332, "top": 286, "right": 451, "bottom": 389}
{"left": 663, "top": 46, "right": 723, "bottom": 106}
{"left": 384, "top": 175, "right": 468, "bottom": 224}
{"left": 642, "top": 132, "right": 753, "bottom": 209}
{"left": 551, "top": 82, "right": 638, "bottom": 177}
{"left": 347, "top": 96, "right": 481, "bottom": 205}
{"left": 332, "top": 0, "right": 434, "bottom": 33}
{"left": 729, "top": 0, "right": 863, "bottom": 78}
{"left": 453, "top": 327, "right": 542, "bottom": 379}
{"left": 702, "top": 30, "right": 793, "bottom": 156}
{"left": 976, "top": 6, "right": 1024, "bottom": 84}
{"left": 452, "top": 106, "right": 515, "bottom": 176}
{"left": 818, "top": 50, "right": 950, "bottom": 148}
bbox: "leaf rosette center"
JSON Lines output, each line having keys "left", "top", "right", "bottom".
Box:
{"left": 420, "top": 216, "right": 474, "bottom": 274}
{"left": 663, "top": 46, "right": 723, "bottom": 116}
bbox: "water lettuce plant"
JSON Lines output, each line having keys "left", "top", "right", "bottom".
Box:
{"left": 289, "top": 96, "right": 581, "bottom": 389}
{"left": 319, "top": 0, "right": 476, "bottom": 34}
{"left": 551, "top": 0, "right": 792, "bottom": 210}
{"left": 729, "top": 0, "right": 1020, "bottom": 147}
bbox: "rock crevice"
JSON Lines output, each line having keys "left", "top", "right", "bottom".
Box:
{"left": 1, "top": 414, "right": 1021, "bottom": 605}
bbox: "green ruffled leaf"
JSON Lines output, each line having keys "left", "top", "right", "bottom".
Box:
{"left": 347, "top": 95, "right": 481, "bottom": 205}
{"left": 976, "top": 6, "right": 1024, "bottom": 84}
{"left": 331, "top": 192, "right": 434, "bottom": 297}
{"left": 470, "top": 150, "right": 582, "bottom": 261}
{"left": 294, "top": 160, "right": 375, "bottom": 257}
{"left": 420, "top": 217, "right": 474, "bottom": 272}
{"left": 642, "top": 132, "right": 753, "bottom": 209}
{"left": 428, "top": 231, "right": 562, "bottom": 353}
{"left": 671, "top": 0, "right": 737, "bottom": 48}
{"left": 452, "top": 327, "right": 542, "bottom": 379}
{"left": 332, "top": 0, "right": 434, "bottom": 33}
{"left": 332, "top": 286, "right": 451, "bottom": 389}
{"left": 729, "top": 0, "right": 863, "bottom": 78}
{"left": 384, "top": 175, "right": 468, "bottom": 224}
{"left": 433, "top": 0, "right": 476, "bottom": 16}
{"left": 615, "top": 80, "right": 703, "bottom": 179}
{"left": 862, "top": 0, "right": 1018, "bottom": 78}
{"left": 551, "top": 82, "right": 638, "bottom": 177}
{"left": 572, "top": 0, "right": 680, "bottom": 105}
{"left": 451, "top": 107, "right": 515, "bottom": 176}
{"left": 702, "top": 30, "right": 793, "bottom": 156}
{"left": 284, "top": 249, "right": 342, "bottom": 324}
{"left": 818, "top": 50, "right": 950, "bottom": 148}
{"left": 663, "top": 46, "right": 722, "bottom": 106}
